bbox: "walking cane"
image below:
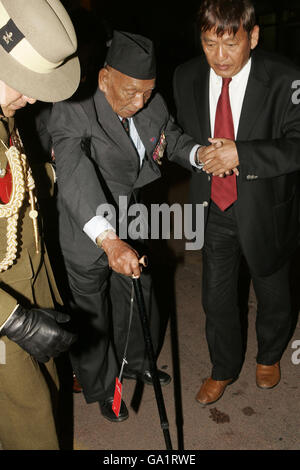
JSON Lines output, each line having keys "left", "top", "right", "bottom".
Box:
{"left": 132, "top": 257, "right": 173, "bottom": 450}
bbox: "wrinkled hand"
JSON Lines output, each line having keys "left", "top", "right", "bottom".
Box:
{"left": 196, "top": 141, "right": 221, "bottom": 166}
{"left": 100, "top": 231, "right": 141, "bottom": 278}
{"left": 2, "top": 306, "right": 77, "bottom": 363}
{"left": 198, "top": 138, "right": 239, "bottom": 177}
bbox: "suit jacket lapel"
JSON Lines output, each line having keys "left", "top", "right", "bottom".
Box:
{"left": 133, "top": 112, "right": 160, "bottom": 170}
{"left": 134, "top": 113, "right": 154, "bottom": 158}
{"left": 193, "top": 53, "right": 270, "bottom": 142}
{"left": 194, "top": 59, "right": 211, "bottom": 142}
{"left": 93, "top": 89, "right": 140, "bottom": 175}
{"left": 132, "top": 110, "right": 162, "bottom": 189}
{"left": 93, "top": 89, "right": 160, "bottom": 188}
{"left": 237, "top": 52, "right": 270, "bottom": 140}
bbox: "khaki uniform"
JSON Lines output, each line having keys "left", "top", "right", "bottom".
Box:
{"left": 0, "top": 118, "right": 62, "bottom": 450}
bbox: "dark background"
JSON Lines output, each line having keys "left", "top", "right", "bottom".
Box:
{"left": 54, "top": 0, "right": 300, "bottom": 208}
{"left": 19, "top": 0, "right": 300, "bottom": 191}
{"left": 18, "top": 0, "right": 300, "bottom": 264}
{"left": 61, "top": 0, "right": 300, "bottom": 112}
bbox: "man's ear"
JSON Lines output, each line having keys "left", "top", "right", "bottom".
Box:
{"left": 98, "top": 67, "right": 109, "bottom": 93}
{"left": 250, "top": 25, "right": 260, "bottom": 50}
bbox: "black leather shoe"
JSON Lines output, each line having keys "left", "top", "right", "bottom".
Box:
{"left": 123, "top": 369, "right": 171, "bottom": 386}
{"left": 99, "top": 397, "right": 128, "bottom": 423}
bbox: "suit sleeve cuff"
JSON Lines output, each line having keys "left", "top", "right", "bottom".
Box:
{"left": 83, "top": 216, "right": 115, "bottom": 244}
{"left": 190, "top": 145, "right": 204, "bottom": 169}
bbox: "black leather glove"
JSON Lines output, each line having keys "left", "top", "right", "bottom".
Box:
{"left": 1, "top": 305, "right": 77, "bottom": 363}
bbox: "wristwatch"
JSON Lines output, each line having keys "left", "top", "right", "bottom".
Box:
{"left": 96, "top": 229, "right": 112, "bottom": 248}
{"left": 195, "top": 146, "right": 205, "bottom": 169}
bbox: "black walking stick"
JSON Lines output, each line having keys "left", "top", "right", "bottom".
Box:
{"left": 132, "top": 259, "right": 172, "bottom": 450}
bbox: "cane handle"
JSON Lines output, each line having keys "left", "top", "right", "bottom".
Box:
{"left": 139, "top": 255, "right": 148, "bottom": 268}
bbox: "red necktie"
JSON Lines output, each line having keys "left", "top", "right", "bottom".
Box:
{"left": 0, "top": 164, "right": 12, "bottom": 204}
{"left": 210, "top": 77, "right": 237, "bottom": 211}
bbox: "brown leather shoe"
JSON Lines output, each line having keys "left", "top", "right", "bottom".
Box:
{"left": 256, "top": 362, "right": 280, "bottom": 389}
{"left": 195, "top": 377, "right": 233, "bottom": 406}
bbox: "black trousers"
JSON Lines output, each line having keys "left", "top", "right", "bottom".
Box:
{"left": 64, "top": 255, "right": 160, "bottom": 404}
{"left": 202, "top": 202, "right": 292, "bottom": 381}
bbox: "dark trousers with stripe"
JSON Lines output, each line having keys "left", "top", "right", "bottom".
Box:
{"left": 202, "top": 202, "right": 292, "bottom": 380}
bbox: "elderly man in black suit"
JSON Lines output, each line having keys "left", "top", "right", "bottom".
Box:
{"left": 171, "top": 0, "right": 300, "bottom": 405}
{"left": 49, "top": 31, "right": 197, "bottom": 422}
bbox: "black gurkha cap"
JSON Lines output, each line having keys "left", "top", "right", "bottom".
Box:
{"left": 105, "top": 31, "right": 156, "bottom": 80}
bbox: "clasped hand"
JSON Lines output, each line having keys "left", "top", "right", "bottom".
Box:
{"left": 197, "top": 138, "right": 239, "bottom": 177}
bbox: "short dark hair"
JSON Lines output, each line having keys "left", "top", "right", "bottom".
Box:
{"left": 197, "top": 0, "right": 256, "bottom": 36}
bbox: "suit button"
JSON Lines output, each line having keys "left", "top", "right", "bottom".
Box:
{"left": 246, "top": 175, "right": 253, "bottom": 180}
{"left": 203, "top": 201, "right": 209, "bottom": 207}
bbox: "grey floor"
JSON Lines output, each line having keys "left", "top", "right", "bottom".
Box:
{"left": 1, "top": 176, "right": 300, "bottom": 452}
{"left": 72, "top": 247, "right": 300, "bottom": 451}
{"left": 71, "top": 176, "right": 300, "bottom": 452}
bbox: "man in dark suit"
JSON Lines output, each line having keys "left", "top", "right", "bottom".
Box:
{"left": 171, "top": 0, "right": 300, "bottom": 405}
{"left": 49, "top": 31, "right": 196, "bottom": 422}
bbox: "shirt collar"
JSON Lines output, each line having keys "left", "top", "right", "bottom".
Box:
{"left": 118, "top": 115, "right": 132, "bottom": 122}
{"left": 210, "top": 58, "right": 252, "bottom": 86}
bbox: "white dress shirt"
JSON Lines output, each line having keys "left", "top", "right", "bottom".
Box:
{"left": 190, "top": 58, "right": 252, "bottom": 167}
{"left": 83, "top": 116, "right": 145, "bottom": 243}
